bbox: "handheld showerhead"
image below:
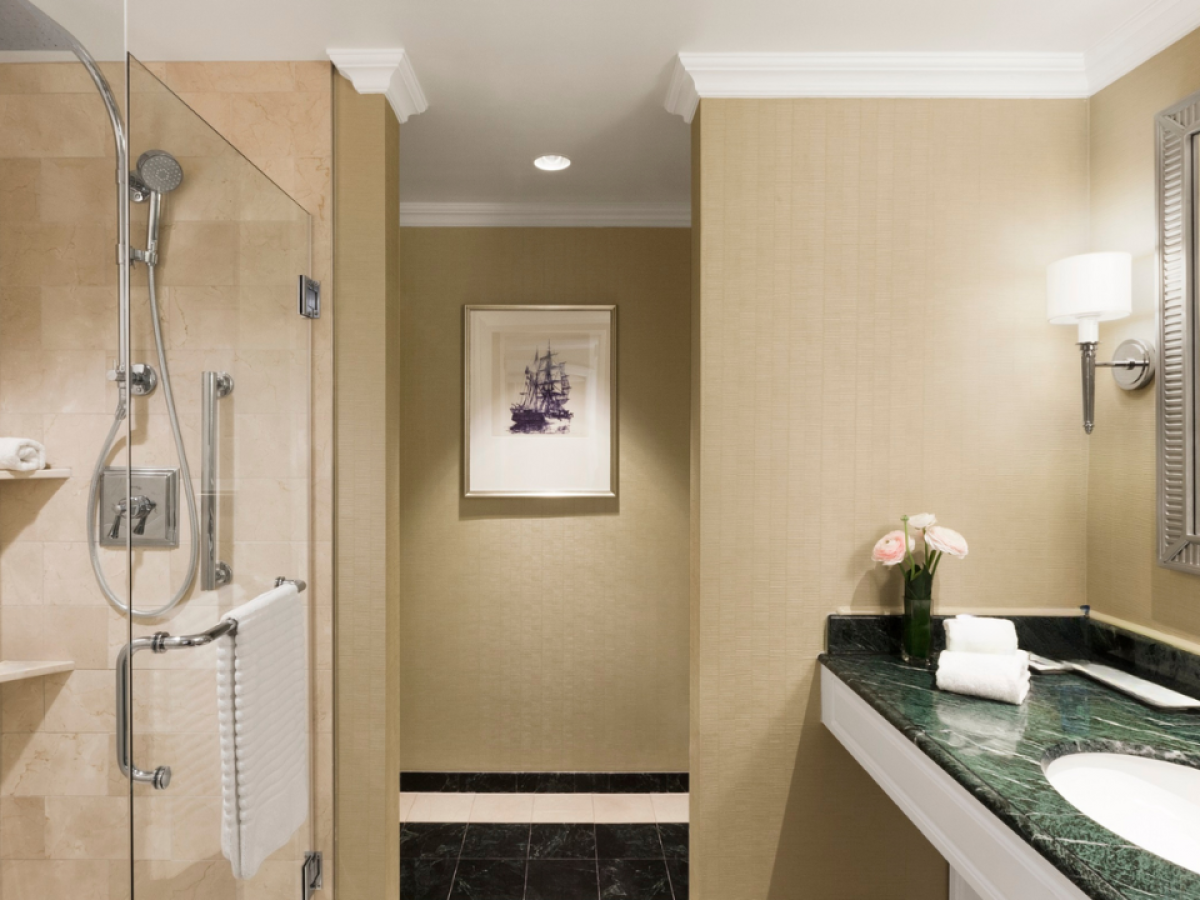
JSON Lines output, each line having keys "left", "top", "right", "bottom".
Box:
{"left": 136, "top": 150, "right": 183, "bottom": 194}
{"left": 129, "top": 151, "right": 183, "bottom": 263}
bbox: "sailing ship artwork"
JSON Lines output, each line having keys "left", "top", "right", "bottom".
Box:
{"left": 510, "top": 344, "right": 573, "bottom": 434}
{"left": 465, "top": 305, "right": 615, "bottom": 496}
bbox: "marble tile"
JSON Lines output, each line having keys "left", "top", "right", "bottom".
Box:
{"left": 517, "top": 772, "right": 574, "bottom": 793}
{"left": 599, "top": 859, "right": 673, "bottom": 900}
{"left": 461, "top": 772, "right": 518, "bottom": 793}
{"left": 450, "top": 858, "right": 526, "bottom": 900}
{"left": 1, "top": 733, "right": 109, "bottom": 796}
{"left": 666, "top": 858, "right": 688, "bottom": 900}
{"left": 526, "top": 859, "right": 598, "bottom": 900}
{"left": 0, "top": 542, "right": 43, "bottom": 605}
{"left": 469, "top": 793, "right": 534, "bottom": 824}
{"left": 0, "top": 859, "right": 109, "bottom": 900}
{"left": 400, "top": 822, "right": 467, "bottom": 859}
{"left": 596, "top": 824, "right": 663, "bottom": 860}
{"left": 401, "top": 857, "right": 456, "bottom": 900}
{"left": 43, "top": 671, "right": 114, "bottom": 733}
{"left": 399, "top": 791, "right": 416, "bottom": 823}
{"left": 0, "top": 796, "right": 46, "bottom": 859}
{"left": 529, "top": 823, "right": 596, "bottom": 860}
{"left": 43, "top": 796, "right": 130, "bottom": 859}
{"left": 532, "top": 792, "right": 593, "bottom": 823}
{"left": 657, "top": 824, "right": 688, "bottom": 861}
{"left": 0, "top": 679, "right": 44, "bottom": 733}
{"left": 406, "top": 792, "right": 475, "bottom": 824}
{"left": 460, "top": 823, "right": 529, "bottom": 859}
{"left": 593, "top": 794, "right": 655, "bottom": 824}
{"left": 650, "top": 793, "right": 689, "bottom": 824}
{"left": 168, "top": 796, "right": 222, "bottom": 860}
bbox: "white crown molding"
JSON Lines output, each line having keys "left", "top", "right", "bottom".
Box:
{"left": 1085, "top": 0, "right": 1200, "bottom": 93}
{"left": 666, "top": 4, "right": 1200, "bottom": 119}
{"left": 327, "top": 48, "right": 428, "bottom": 123}
{"left": 399, "top": 202, "right": 691, "bottom": 228}
{"left": 665, "top": 52, "right": 1090, "bottom": 120}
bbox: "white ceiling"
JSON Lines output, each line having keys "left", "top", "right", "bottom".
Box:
{"left": 34, "top": 0, "right": 1200, "bottom": 215}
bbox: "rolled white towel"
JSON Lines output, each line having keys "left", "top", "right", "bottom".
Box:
{"left": 0, "top": 438, "right": 45, "bottom": 472}
{"left": 936, "top": 650, "right": 1031, "bottom": 705}
{"left": 944, "top": 614, "right": 1018, "bottom": 656}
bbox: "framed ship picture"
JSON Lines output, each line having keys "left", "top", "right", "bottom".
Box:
{"left": 464, "top": 305, "right": 616, "bottom": 497}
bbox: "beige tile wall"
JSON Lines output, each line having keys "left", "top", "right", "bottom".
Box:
{"left": 1086, "top": 28, "right": 1200, "bottom": 642}
{"left": 0, "top": 60, "right": 333, "bottom": 899}
{"left": 397, "top": 228, "right": 691, "bottom": 772}
{"left": 691, "top": 98, "right": 1091, "bottom": 898}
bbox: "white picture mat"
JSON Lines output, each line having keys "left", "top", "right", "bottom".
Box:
{"left": 466, "top": 308, "right": 614, "bottom": 495}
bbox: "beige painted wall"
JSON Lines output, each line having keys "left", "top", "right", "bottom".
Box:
{"left": 691, "top": 97, "right": 1091, "bottom": 899}
{"left": 1087, "top": 28, "right": 1200, "bottom": 642}
{"left": 397, "top": 228, "right": 691, "bottom": 772}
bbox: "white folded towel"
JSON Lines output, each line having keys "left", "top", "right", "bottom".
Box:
{"left": 0, "top": 438, "right": 45, "bottom": 472}
{"left": 936, "top": 650, "right": 1031, "bottom": 705}
{"left": 217, "top": 583, "right": 308, "bottom": 880}
{"left": 944, "top": 614, "right": 1019, "bottom": 656}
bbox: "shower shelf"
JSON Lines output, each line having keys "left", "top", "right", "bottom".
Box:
{"left": 0, "top": 468, "right": 71, "bottom": 481}
{"left": 0, "top": 660, "right": 73, "bottom": 684}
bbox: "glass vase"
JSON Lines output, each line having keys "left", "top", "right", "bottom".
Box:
{"left": 902, "top": 569, "right": 934, "bottom": 666}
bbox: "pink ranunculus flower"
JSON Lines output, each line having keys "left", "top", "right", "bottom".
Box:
{"left": 872, "top": 530, "right": 914, "bottom": 567}
{"left": 908, "top": 513, "right": 936, "bottom": 530}
{"left": 925, "top": 525, "right": 968, "bottom": 558}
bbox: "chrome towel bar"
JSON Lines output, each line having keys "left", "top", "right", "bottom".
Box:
{"left": 115, "top": 575, "right": 306, "bottom": 790}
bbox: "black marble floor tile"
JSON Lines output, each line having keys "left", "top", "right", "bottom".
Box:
{"left": 401, "top": 857, "right": 457, "bottom": 900}
{"left": 606, "top": 774, "right": 662, "bottom": 793}
{"left": 402, "top": 823, "right": 468, "bottom": 859}
{"left": 403, "top": 772, "right": 463, "bottom": 792}
{"left": 598, "top": 859, "right": 673, "bottom": 900}
{"left": 463, "top": 772, "right": 519, "bottom": 793}
{"left": 530, "top": 823, "right": 597, "bottom": 859}
{"left": 449, "top": 858, "right": 526, "bottom": 900}
{"left": 596, "top": 824, "right": 663, "bottom": 860}
{"left": 573, "top": 772, "right": 605, "bottom": 793}
{"left": 526, "top": 859, "right": 600, "bottom": 900}
{"left": 518, "top": 771, "right": 575, "bottom": 793}
{"left": 665, "top": 859, "right": 688, "bottom": 900}
{"left": 661, "top": 773, "right": 688, "bottom": 793}
{"left": 461, "top": 824, "right": 530, "bottom": 859}
{"left": 656, "top": 824, "right": 687, "bottom": 861}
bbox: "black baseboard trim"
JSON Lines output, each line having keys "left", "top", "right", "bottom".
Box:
{"left": 400, "top": 772, "right": 688, "bottom": 794}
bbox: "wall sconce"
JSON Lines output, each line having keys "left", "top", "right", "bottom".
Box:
{"left": 1047, "top": 251, "right": 1155, "bottom": 434}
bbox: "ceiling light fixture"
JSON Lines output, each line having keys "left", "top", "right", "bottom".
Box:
{"left": 534, "top": 155, "right": 571, "bottom": 172}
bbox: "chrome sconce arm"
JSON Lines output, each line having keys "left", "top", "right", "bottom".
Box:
{"left": 1076, "top": 338, "right": 1156, "bottom": 434}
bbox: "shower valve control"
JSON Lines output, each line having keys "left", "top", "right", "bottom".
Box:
{"left": 99, "top": 467, "right": 180, "bottom": 548}
{"left": 106, "top": 362, "right": 158, "bottom": 396}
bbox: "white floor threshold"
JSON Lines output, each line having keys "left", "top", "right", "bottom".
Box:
{"left": 400, "top": 792, "right": 690, "bottom": 825}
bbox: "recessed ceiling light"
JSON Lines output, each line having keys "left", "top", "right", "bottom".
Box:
{"left": 534, "top": 155, "right": 571, "bottom": 172}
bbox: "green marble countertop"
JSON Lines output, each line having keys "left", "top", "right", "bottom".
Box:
{"left": 820, "top": 653, "right": 1200, "bottom": 900}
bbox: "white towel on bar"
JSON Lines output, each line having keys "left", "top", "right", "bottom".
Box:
{"left": 217, "top": 582, "right": 308, "bottom": 880}
{"left": 936, "top": 650, "right": 1031, "bottom": 706}
{"left": 0, "top": 438, "right": 45, "bottom": 472}
{"left": 944, "top": 614, "right": 1019, "bottom": 656}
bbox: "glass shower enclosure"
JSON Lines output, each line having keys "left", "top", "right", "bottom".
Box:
{"left": 0, "top": 2, "right": 317, "bottom": 896}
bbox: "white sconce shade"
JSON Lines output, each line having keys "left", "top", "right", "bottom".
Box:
{"left": 1047, "top": 251, "right": 1132, "bottom": 342}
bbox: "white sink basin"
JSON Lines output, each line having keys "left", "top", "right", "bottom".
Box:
{"left": 1044, "top": 752, "right": 1200, "bottom": 875}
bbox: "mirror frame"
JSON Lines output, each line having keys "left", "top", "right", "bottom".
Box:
{"left": 1157, "top": 90, "right": 1200, "bottom": 572}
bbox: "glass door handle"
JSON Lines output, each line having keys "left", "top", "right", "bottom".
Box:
{"left": 114, "top": 636, "right": 171, "bottom": 790}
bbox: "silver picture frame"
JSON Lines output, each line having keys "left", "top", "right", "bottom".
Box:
{"left": 464, "top": 305, "right": 618, "bottom": 498}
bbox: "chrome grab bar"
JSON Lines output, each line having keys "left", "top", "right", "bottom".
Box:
{"left": 115, "top": 578, "right": 306, "bottom": 789}
{"left": 201, "top": 371, "right": 234, "bottom": 590}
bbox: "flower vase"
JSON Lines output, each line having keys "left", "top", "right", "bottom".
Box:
{"left": 902, "top": 569, "right": 934, "bottom": 666}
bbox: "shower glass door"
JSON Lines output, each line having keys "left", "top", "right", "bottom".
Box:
{"left": 125, "top": 56, "right": 314, "bottom": 897}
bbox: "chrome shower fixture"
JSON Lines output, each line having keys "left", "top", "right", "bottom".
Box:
{"left": 137, "top": 150, "right": 184, "bottom": 194}
{"left": 130, "top": 150, "right": 184, "bottom": 267}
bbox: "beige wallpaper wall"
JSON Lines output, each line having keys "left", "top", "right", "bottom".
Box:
{"left": 397, "top": 228, "right": 691, "bottom": 772}
{"left": 691, "top": 97, "right": 1091, "bottom": 899}
{"left": 1086, "top": 29, "right": 1200, "bottom": 642}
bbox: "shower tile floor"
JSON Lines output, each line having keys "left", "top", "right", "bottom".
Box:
{"left": 400, "top": 794, "right": 689, "bottom": 900}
